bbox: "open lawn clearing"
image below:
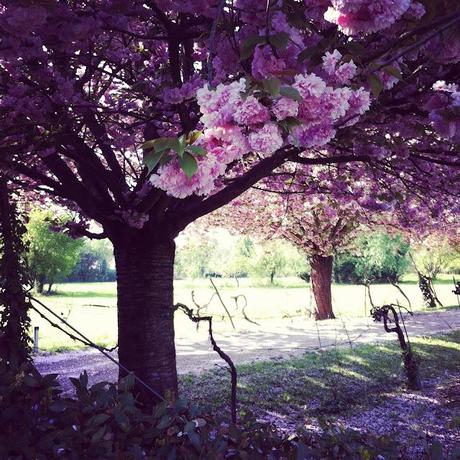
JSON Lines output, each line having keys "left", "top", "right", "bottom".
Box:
{"left": 35, "top": 309, "right": 460, "bottom": 392}
{"left": 31, "top": 278, "right": 459, "bottom": 352}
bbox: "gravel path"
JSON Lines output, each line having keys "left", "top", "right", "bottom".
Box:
{"left": 35, "top": 309, "right": 460, "bottom": 393}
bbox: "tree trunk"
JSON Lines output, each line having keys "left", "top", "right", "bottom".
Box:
{"left": 310, "top": 255, "right": 335, "bottom": 320}
{"left": 47, "top": 283, "right": 53, "bottom": 295}
{"left": 113, "top": 235, "right": 178, "bottom": 406}
{"left": 36, "top": 278, "right": 45, "bottom": 294}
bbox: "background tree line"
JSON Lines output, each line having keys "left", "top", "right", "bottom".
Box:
{"left": 23, "top": 211, "right": 460, "bottom": 293}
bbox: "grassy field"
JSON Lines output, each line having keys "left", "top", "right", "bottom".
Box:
{"left": 179, "top": 330, "right": 460, "bottom": 421}
{"left": 29, "top": 276, "right": 459, "bottom": 352}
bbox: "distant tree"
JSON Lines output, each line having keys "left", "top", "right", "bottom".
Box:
{"left": 248, "top": 239, "right": 307, "bottom": 284}
{"left": 174, "top": 233, "right": 219, "bottom": 279}
{"left": 225, "top": 237, "right": 254, "bottom": 278}
{"left": 334, "top": 232, "right": 410, "bottom": 284}
{"left": 412, "top": 234, "right": 460, "bottom": 279}
{"left": 67, "top": 239, "right": 115, "bottom": 282}
{"left": 25, "top": 210, "right": 83, "bottom": 293}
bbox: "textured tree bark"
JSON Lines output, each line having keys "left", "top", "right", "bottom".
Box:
{"left": 113, "top": 234, "right": 178, "bottom": 405}
{"left": 310, "top": 255, "right": 335, "bottom": 321}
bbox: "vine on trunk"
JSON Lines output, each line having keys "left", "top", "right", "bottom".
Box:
{"left": 0, "top": 178, "right": 32, "bottom": 369}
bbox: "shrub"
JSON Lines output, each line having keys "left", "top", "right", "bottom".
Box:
{"left": 0, "top": 363, "right": 410, "bottom": 460}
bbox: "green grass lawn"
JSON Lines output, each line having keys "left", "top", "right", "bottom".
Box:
{"left": 29, "top": 276, "right": 459, "bottom": 352}
{"left": 179, "top": 331, "right": 460, "bottom": 421}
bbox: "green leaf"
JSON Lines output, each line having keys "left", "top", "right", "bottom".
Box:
{"left": 186, "top": 145, "right": 207, "bottom": 156}
{"left": 91, "top": 426, "right": 106, "bottom": 444}
{"left": 144, "top": 150, "right": 165, "bottom": 172}
{"left": 142, "top": 137, "right": 181, "bottom": 154}
{"left": 179, "top": 152, "right": 198, "bottom": 178}
{"left": 187, "top": 430, "right": 201, "bottom": 452}
{"left": 280, "top": 116, "right": 302, "bottom": 133}
{"left": 279, "top": 86, "right": 302, "bottom": 101}
{"left": 49, "top": 400, "right": 68, "bottom": 413}
{"left": 114, "top": 408, "right": 130, "bottom": 431}
{"left": 368, "top": 74, "right": 384, "bottom": 98}
{"left": 297, "top": 46, "right": 319, "bottom": 63}
{"left": 382, "top": 65, "right": 403, "bottom": 80}
{"left": 119, "top": 373, "right": 135, "bottom": 391}
{"left": 186, "top": 131, "right": 202, "bottom": 144}
{"left": 79, "top": 371, "right": 88, "bottom": 388}
{"left": 268, "top": 32, "right": 289, "bottom": 49}
{"left": 23, "top": 375, "right": 40, "bottom": 388}
{"left": 262, "top": 78, "right": 281, "bottom": 97}
{"left": 157, "top": 414, "right": 173, "bottom": 430}
{"left": 239, "top": 35, "right": 265, "bottom": 60}
{"left": 92, "top": 413, "right": 111, "bottom": 426}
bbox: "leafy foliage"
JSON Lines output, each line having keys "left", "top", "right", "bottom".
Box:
{"left": 412, "top": 236, "right": 460, "bottom": 278}
{"left": 25, "top": 210, "right": 84, "bottom": 293}
{"left": 0, "top": 364, "right": 411, "bottom": 460}
{"left": 174, "top": 230, "right": 307, "bottom": 281}
{"left": 334, "top": 232, "right": 410, "bottom": 284}
{"left": 66, "top": 239, "right": 115, "bottom": 283}
{"left": 0, "top": 180, "right": 32, "bottom": 367}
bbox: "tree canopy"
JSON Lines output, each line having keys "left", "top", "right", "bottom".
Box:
{"left": 1, "top": 0, "right": 459, "bottom": 401}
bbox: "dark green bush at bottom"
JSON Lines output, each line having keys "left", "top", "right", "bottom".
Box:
{"left": 0, "top": 363, "right": 456, "bottom": 460}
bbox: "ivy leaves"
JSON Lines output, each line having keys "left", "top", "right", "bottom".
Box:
{"left": 142, "top": 132, "right": 206, "bottom": 178}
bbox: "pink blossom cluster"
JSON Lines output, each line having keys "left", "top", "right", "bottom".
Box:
{"left": 291, "top": 74, "right": 369, "bottom": 146}
{"left": 150, "top": 125, "right": 250, "bottom": 198}
{"left": 322, "top": 50, "right": 358, "bottom": 84}
{"left": 426, "top": 81, "right": 460, "bottom": 142}
{"left": 151, "top": 75, "right": 371, "bottom": 198}
{"left": 163, "top": 76, "right": 204, "bottom": 104}
{"left": 150, "top": 152, "right": 227, "bottom": 199}
{"left": 324, "top": 0, "right": 411, "bottom": 35}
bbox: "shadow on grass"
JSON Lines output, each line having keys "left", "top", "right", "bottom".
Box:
{"left": 179, "top": 331, "right": 460, "bottom": 421}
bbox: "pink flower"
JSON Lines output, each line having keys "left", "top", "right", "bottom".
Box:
{"left": 343, "top": 87, "right": 371, "bottom": 125}
{"left": 150, "top": 153, "right": 226, "bottom": 198}
{"left": 336, "top": 61, "right": 357, "bottom": 83}
{"left": 322, "top": 49, "right": 342, "bottom": 75}
{"left": 196, "top": 79, "right": 246, "bottom": 127}
{"left": 252, "top": 45, "right": 286, "bottom": 79}
{"left": 324, "top": 0, "right": 411, "bottom": 35}
{"left": 248, "top": 122, "right": 283, "bottom": 156}
{"left": 292, "top": 123, "right": 336, "bottom": 148}
{"left": 293, "top": 73, "right": 326, "bottom": 98}
{"left": 234, "top": 96, "right": 270, "bottom": 125}
{"left": 273, "top": 97, "right": 299, "bottom": 120}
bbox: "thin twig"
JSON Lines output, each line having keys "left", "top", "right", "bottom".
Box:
{"left": 209, "top": 277, "right": 236, "bottom": 329}
{"left": 388, "top": 278, "right": 412, "bottom": 313}
{"left": 207, "top": 0, "right": 227, "bottom": 83}
{"left": 176, "top": 302, "right": 237, "bottom": 423}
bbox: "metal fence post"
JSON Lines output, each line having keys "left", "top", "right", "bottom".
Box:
{"left": 33, "top": 326, "right": 39, "bottom": 353}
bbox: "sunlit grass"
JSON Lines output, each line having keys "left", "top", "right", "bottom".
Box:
{"left": 180, "top": 331, "right": 460, "bottom": 419}
{"left": 29, "top": 277, "right": 459, "bottom": 353}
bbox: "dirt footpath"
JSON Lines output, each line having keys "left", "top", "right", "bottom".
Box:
{"left": 35, "top": 309, "right": 460, "bottom": 393}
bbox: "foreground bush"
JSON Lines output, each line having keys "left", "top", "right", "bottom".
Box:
{"left": 1, "top": 363, "right": 456, "bottom": 459}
